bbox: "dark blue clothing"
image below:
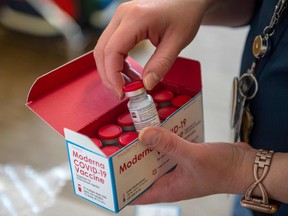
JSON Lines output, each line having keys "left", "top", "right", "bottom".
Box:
{"left": 240, "top": 0, "right": 288, "bottom": 215}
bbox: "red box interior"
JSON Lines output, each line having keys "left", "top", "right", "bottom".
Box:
{"left": 27, "top": 52, "right": 201, "bottom": 139}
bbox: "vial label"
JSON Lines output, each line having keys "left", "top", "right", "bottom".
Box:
{"left": 129, "top": 103, "right": 160, "bottom": 132}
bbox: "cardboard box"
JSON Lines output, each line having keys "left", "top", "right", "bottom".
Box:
{"left": 26, "top": 51, "right": 204, "bottom": 213}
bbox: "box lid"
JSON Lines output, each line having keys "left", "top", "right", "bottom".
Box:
{"left": 26, "top": 52, "right": 201, "bottom": 136}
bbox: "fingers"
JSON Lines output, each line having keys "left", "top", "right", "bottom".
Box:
{"left": 94, "top": 1, "right": 194, "bottom": 98}
{"left": 94, "top": 13, "right": 123, "bottom": 98}
{"left": 95, "top": 20, "right": 146, "bottom": 99}
{"left": 142, "top": 36, "right": 181, "bottom": 90}
{"left": 139, "top": 126, "right": 190, "bottom": 163}
{"left": 123, "top": 60, "right": 142, "bottom": 83}
{"left": 104, "top": 24, "right": 147, "bottom": 97}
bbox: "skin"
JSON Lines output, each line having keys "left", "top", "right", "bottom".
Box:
{"left": 94, "top": 0, "right": 255, "bottom": 99}
{"left": 94, "top": 0, "right": 288, "bottom": 206}
{"left": 135, "top": 127, "right": 288, "bottom": 204}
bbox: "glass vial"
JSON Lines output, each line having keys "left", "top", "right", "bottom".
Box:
{"left": 97, "top": 124, "right": 122, "bottom": 146}
{"left": 117, "top": 112, "right": 136, "bottom": 132}
{"left": 152, "top": 89, "right": 174, "bottom": 108}
{"left": 118, "top": 132, "right": 139, "bottom": 147}
{"left": 123, "top": 80, "right": 160, "bottom": 132}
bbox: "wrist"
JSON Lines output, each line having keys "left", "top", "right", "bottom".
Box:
{"left": 219, "top": 143, "right": 256, "bottom": 195}
{"left": 239, "top": 148, "right": 258, "bottom": 195}
{"left": 240, "top": 149, "right": 279, "bottom": 214}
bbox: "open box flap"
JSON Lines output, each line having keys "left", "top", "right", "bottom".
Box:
{"left": 26, "top": 51, "right": 143, "bottom": 136}
{"left": 64, "top": 128, "right": 105, "bottom": 156}
{"left": 162, "top": 57, "right": 202, "bottom": 93}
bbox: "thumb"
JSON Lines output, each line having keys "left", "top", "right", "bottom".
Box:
{"left": 139, "top": 126, "right": 188, "bottom": 160}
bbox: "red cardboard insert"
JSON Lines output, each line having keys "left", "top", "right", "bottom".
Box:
{"left": 26, "top": 51, "right": 201, "bottom": 138}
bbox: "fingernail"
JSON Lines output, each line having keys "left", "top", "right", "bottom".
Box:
{"left": 139, "top": 127, "right": 157, "bottom": 147}
{"left": 144, "top": 72, "right": 160, "bottom": 90}
{"left": 138, "top": 127, "right": 148, "bottom": 142}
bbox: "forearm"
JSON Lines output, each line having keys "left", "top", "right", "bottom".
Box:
{"left": 202, "top": 0, "right": 258, "bottom": 26}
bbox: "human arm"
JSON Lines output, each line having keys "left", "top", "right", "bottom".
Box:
{"left": 94, "top": 0, "right": 257, "bottom": 99}
{"left": 203, "top": 0, "right": 257, "bottom": 26}
{"left": 131, "top": 126, "right": 288, "bottom": 205}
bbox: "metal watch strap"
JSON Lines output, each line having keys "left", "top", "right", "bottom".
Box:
{"left": 240, "top": 149, "right": 279, "bottom": 214}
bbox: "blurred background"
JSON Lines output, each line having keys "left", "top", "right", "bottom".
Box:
{"left": 0, "top": 0, "right": 249, "bottom": 215}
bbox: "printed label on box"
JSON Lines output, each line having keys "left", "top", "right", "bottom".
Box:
{"left": 113, "top": 141, "right": 176, "bottom": 209}
{"left": 67, "top": 143, "right": 115, "bottom": 211}
{"left": 163, "top": 93, "right": 204, "bottom": 142}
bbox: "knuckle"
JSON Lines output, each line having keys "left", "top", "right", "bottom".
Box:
{"left": 103, "top": 43, "right": 114, "bottom": 57}
{"left": 93, "top": 46, "right": 101, "bottom": 59}
{"left": 157, "top": 56, "right": 173, "bottom": 73}
{"left": 120, "top": 3, "right": 156, "bottom": 23}
{"left": 115, "top": 2, "right": 129, "bottom": 14}
{"left": 128, "top": 4, "right": 149, "bottom": 18}
{"left": 94, "top": 53, "right": 102, "bottom": 67}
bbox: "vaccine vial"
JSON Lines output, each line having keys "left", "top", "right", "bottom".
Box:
{"left": 91, "top": 137, "right": 103, "bottom": 148}
{"left": 123, "top": 80, "right": 161, "bottom": 132}
{"left": 172, "top": 95, "right": 191, "bottom": 108}
{"left": 98, "top": 124, "right": 122, "bottom": 146}
{"left": 117, "top": 112, "right": 136, "bottom": 132}
{"left": 157, "top": 106, "right": 177, "bottom": 122}
{"left": 152, "top": 89, "right": 174, "bottom": 108}
{"left": 102, "top": 146, "right": 121, "bottom": 157}
{"left": 118, "top": 132, "right": 139, "bottom": 147}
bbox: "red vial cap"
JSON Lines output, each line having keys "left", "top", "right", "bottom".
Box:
{"left": 171, "top": 95, "right": 191, "bottom": 108}
{"left": 98, "top": 124, "right": 123, "bottom": 140}
{"left": 118, "top": 132, "right": 139, "bottom": 147}
{"left": 152, "top": 90, "right": 174, "bottom": 103}
{"left": 91, "top": 138, "right": 103, "bottom": 148}
{"left": 117, "top": 112, "right": 134, "bottom": 126}
{"left": 158, "top": 106, "right": 177, "bottom": 121}
{"left": 123, "top": 80, "right": 144, "bottom": 92}
{"left": 102, "top": 146, "right": 120, "bottom": 157}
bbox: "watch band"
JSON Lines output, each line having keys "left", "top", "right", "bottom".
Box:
{"left": 240, "top": 149, "right": 279, "bottom": 214}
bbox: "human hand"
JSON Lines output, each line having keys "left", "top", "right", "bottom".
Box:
{"left": 132, "top": 126, "right": 255, "bottom": 204}
{"left": 94, "top": 0, "right": 208, "bottom": 99}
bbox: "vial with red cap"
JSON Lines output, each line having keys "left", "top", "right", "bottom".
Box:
{"left": 118, "top": 132, "right": 138, "bottom": 147}
{"left": 171, "top": 95, "right": 192, "bottom": 108}
{"left": 91, "top": 137, "right": 103, "bottom": 148}
{"left": 152, "top": 89, "right": 174, "bottom": 108}
{"left": 98, "top": 124, "right": 122, "bottom": 146}
{"left": 102, "top": 146, "right": 120, "bottom": 157}
{"left": 117, "top": 112, "right": 135, "bottom": 132}
{"left": 123, "top": 80, "right": 160, "bottom": 132}
{"left": 158, "top": 106, "right": 177, "bottom": 122}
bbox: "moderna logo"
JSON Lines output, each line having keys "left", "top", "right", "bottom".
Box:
{"left": 119, "top": 148, "right": 153, "bottom": 174}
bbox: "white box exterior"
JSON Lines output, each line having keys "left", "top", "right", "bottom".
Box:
{"left": 65, "top": 92, "right": 204, "bottom": 213}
